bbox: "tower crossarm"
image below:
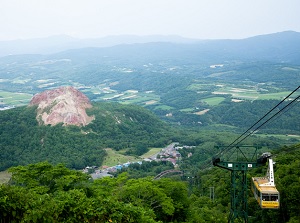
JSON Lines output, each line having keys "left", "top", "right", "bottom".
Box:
{"left": 213, "top": 160, "right": 261, "bottom": 171}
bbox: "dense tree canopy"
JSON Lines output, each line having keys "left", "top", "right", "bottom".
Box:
{"left": 0, "top": 103, "right": 176, "bottom": 171}
{"left": 0, "top": 143, "right": 299, "bottom": 222}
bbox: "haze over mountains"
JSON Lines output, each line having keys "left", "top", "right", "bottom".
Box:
{"left": 0, "top": 34, "right": 199, "bottom": 56}
{"left": 0, "top": 31, "right": 300, "bottom": 65}
{"left": 1, "top": 30, "right": 299, "bottom": 129}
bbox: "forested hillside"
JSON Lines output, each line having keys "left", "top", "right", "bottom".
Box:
{"left": 0, "top": 31, "right": 299, "bottom": 222}
{"left": 1, "top": 97, "right": 298, "bottom": 172}
{"left": 0, "top": 143, "right": 299, "bottom": 222}
{"left": 205, "top": 99, "right": 300, "bottom": 134}
{"left": 0, "top": 102, "right": 175, "bottom": 171}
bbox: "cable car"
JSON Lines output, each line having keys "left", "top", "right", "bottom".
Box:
{"left": 251, "top": 157, "right": 280, "bottom": 209}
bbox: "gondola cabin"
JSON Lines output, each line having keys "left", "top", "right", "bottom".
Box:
{"left": 251, "top": 158, "right": 280, "bottom": 209}
{"left": 252, "top": 177, "right": 280, "bottom": 209}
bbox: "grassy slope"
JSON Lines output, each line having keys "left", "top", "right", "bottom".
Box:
{"left": 102, "top": 147, "right": 163, "bottom": 167}
{"left": 0, "top": 171, "right": 11, "bottom": 184}
{"left": 102, "top": 148, "right": 141, "bottom": 167}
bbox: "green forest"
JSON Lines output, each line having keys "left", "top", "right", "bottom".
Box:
{"left": 1, "top": 100, "right": 296, "bottom": 171}
{"left": 0, "top": 102, "right": 177, "bottom": 171}
{"left": 0, "top": 143, "right": 299, "bottom": 222}
{"left": 0, "top": 31, "right": 299, "bottom": 222}
{"left": 1, "top": 99, "right": 299, "bottom": 222}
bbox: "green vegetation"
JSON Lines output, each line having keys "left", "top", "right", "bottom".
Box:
{"left": 211, "top": 86, "right": 292, "bottom": 101}
{"left": 0, "top": 90, "right": 32, "bottom": 107}
{"left": 206, "top": 100, "right": 300, "bottom": 134}
{"left": 0, "top": 102, "right": 175, "bottom": 171}
{"left": 247, "top": 143, "right": 300, "bottom": 222}
{"left": 115, "top": 160, "right": 175, "bottom": 179}
{"left": 201, "top": 97, "right": 225, "bottom": 106}
{"left": 102, "top": 148, "right": 140, "bottom": 167}
{"left": 0, "top": 47, "right": 299, "bottom": 129}
{"left": 1, "top": 97, "right": 298, "bottom": 173}
{"left": 257, "top": 133, "right": 300, "bottom": 142}
{"left": 0, "top": 162, "right": 189, "bottom": 222}
{"left": 0, "top": 143, "right": 299, "bottom": 222}
{"left": 257, "top": 91, "right": 294, "bottom": 100}
{"left": 153, "top": 105, "right": 174, "bottom": 110}
{"left": 141, "top": 148, "right": 162, "bottom": 158}
{"left": 0, "top": 171, "right": 11, "bottom": 184}
{"left": 0, "top": 33, "right": 299, "bottom": 222}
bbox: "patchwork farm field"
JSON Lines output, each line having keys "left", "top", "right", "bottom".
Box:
{"left": 0, "top": 91, "right": 32, "bottom": 107}
{"left": 212, "top": 86, "right": 292, "bottom": 101}
{"left": 188, "top": 82, "right": 293, "bottom": 102}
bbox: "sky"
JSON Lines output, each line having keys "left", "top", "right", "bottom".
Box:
{"left": 0, "top": 0, "right": 300, "bottom": 41}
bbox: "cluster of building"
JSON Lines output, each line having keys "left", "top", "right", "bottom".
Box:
{"left": 0, "top": 105, "right": 15, "bottom": 111}
{"left": 83, "top": 143, "right": 194, "bottom": 179}
{"left": 83, "top": 161, "right": 143, "bottom": 179}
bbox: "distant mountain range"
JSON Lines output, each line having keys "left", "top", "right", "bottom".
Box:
{"left": 0, "top": 30, "right": 299, "bottom": 100}
{"left": 0, "top": 34, "right": 199, "bottom": 56}
{"left": 1, "top": 31, "right": 300, "bottom": 64}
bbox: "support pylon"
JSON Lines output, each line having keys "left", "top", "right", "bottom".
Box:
{"left": 228, "top": 169, "right": 248, "bottom": 222}
{"left": 212, "top": 146, "right": 263, "bottom": 223}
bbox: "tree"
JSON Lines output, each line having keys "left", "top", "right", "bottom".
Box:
{"left": 118, "top": 177, "right": 175, "bottom": 220}
{"left": 9, "top": 162, "right": 90, "bottom": 194}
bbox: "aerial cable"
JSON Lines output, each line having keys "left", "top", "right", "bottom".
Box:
{"left": 233, "top": 94, "right": 300, "bottom": 146}
{"left": 215, "top": 85, "right": 300, "bottom": 157}
{"left": 273, "top": 96, "right": 299, "bottom": 118}
{"left": 199, "top": 86, "right": 299, "bottom": 170}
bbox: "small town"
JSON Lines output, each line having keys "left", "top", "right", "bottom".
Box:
{"left": 83, "top": 143, "right": 195, "bottom": 179}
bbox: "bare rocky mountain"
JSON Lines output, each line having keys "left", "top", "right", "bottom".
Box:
{"left": 29, "top": 86, "right": 94, "bottom": 126}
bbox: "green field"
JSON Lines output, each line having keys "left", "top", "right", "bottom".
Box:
{"left": 102, "top": 148, "right": 141, "bottom": 167}
{"left": 202, "top": 97, "right": 225, "bottom": 106}
{"left": 231, "top": 91, "right": 292, "bottom": 100}
{"left": 0, "top": 91, "right": 32, "bottom": 106}
{"left": 154, "top": 105, "right": 174, "bottom": 110}
{"left": 256, "top": 92, "right": 293, "bottom": 100}
{"left": 141, "top": 148, "right": 162, "bottom": 158}
{"left": 102, "top": 147, "right": 163, "bottom": 167}
{"left": 256, "top": 133, "right": 300, "bottom": 141}
{"left": 120, "top": 92, "right": 160, "bottom": 105}
{"left": 0, "top": 171, "right": 11, "bottom": 184}
{"left": 212, "top": 85, "right": 293, "bottom": 101}
{"left": 180, "top": 108, "right": 194, "bottom": 112}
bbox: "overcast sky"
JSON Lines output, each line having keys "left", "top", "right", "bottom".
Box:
{"left": 1, "top": 0, "right": 299, "bottom": 41}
